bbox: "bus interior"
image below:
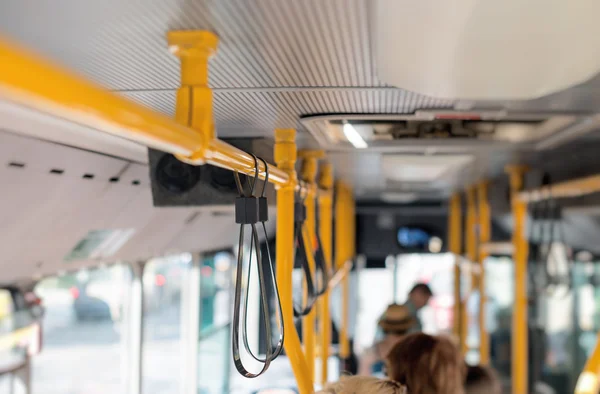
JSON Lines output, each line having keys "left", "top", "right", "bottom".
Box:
{"left": 2, "top": 1, "right": 600, "bottom": 394}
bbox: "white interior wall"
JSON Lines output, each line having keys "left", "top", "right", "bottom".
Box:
{"left": 0, "top": 131, "right": 246, "bottom": 284}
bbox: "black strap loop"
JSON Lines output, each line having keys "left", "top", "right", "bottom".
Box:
{"left": 314, "top": 197, "right": 332, "bottom": 296}
{"left": 232, "top": 154, "right": 283, "bottom": 377}
{"left": 533, "top": 180, "right": 572, "bottom": 298}
{"left": 293, "top": 193, "right": 318, "bottom": 318}
{"left": 549, "top": 201, "right": 572, "bottom": 298}
{"left": 241, "top": 158, "right": 284, "bottom": 363}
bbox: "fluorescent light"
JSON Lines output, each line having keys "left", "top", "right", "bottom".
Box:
{"left": 343, "top": 123, "right": 368, "bottom": 149}
{"left": 381, "top": 155, "right": 473, "bottom": 182}
{"left": 381, "top": 192, "right": 418, "bottom": 203}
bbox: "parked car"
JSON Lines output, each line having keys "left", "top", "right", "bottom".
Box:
{"left": 71, "top": 285, "right": 112, "bottom": 321}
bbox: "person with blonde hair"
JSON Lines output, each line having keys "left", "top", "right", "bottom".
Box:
{"left": 317, "top": 375, "right": 406, "bottom": 394}
{"left": 358, "top": 303, "right": 416, "bottom": 376}
{"left": 386, "top": 333, "right": 466, "bottom": 394}
{"left": 465, "top": 365, "right": 501, "bottom": 394}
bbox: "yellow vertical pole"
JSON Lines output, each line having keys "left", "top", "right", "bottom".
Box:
{"left": 477, "top": 182, "right": 491, "bottom": 365}
{"left": 462, "top": 186, "right": 477, "bottom": 356}
{"left": 299, "top": 150, "right": 323, "bottom": 382}
{"left": 274, "top": 129, "right": 312, "bottom": 394}
{"left": 575, "top": 332, "right": 600, "bottom": 394}
{"left": 449, "top": 194, "right": 463, "bottom": 344}
{"left": 318, "top": 162, "right": 334, "bottom": 385}
{"left": 335, "top": 181, "right": 352, "bottom": 359}
{"left": 506, "top": 165, "right": 529, "bottom": 394}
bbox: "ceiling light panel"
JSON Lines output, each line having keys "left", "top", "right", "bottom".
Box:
{"left": 381, "top": 154, "right": 474, "bottom": 182}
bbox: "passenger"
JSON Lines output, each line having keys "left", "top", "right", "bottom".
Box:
{"left": 317, "top": 375, "right": 407, "bottom": 394}
{"left": 358, "top": 304, "right": 415, "bottom": 376}
{"left": 464, "top": 365, "right": 501, "bottom": 394}
{"left": 374, "top": 283, "right": 433, "bottom": 342}
{"left": 403, "top": 283, "right": 433, "bottom": 333}
{"left": 386, "top": 333, "right": 466, "bottom": 394}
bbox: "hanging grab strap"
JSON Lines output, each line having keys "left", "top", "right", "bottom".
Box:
{"left": 547, "top": 199, "right": 573, "bottom": 296}
{"left": 293, "top": 194, "right": 318, "bottom": 318}
{"left": 314, "top": 196, "right": 332, "bottom": 296}
{"left": 534, "top": 176, "right": 572, "bottom": 298}
{"left": 231, "top": 155, "right": 284, "bottom": 378}
{"left": 528, "top": 198, "right": 545, "bottom": 294}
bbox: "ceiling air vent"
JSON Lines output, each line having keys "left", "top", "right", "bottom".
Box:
{"left": 301, "top": 113, "right": 576, "bottom": 151}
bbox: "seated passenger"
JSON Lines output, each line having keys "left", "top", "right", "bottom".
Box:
{"left": 358, "top": 304, "right": 415, "bottom": 376}
{"left": 465, "top": 365, "right": 501, "bottom": 394}
{"left": 386, "top": 333, "right": 466, "bottom": 394}
{"left": 374, "top": 283, "right": 433, "bottom": 341}
{"left": 317, "top": 375, "right": 407, "bottom": 394}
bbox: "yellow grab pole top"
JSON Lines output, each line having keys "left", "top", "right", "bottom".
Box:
{"left": 167, "top": 31, "right": 217, "bottom": 86}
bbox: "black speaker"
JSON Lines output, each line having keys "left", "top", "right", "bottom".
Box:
{"left": 149, "top": 138, "right": 276, "bottom": 207}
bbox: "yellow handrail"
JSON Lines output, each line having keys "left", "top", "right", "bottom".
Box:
{"left": 506, "top": 165, "right": 529, "bottom": 394}
{"left": 0, "top": 33, "right": 292, "bottom": 187}
{"left": 328, "top": 262, "right": 353, "bottom": 290}
{"left": 519, "top": 173, "right": 600, "bottom": 203}
{"left": 0, "top": 31, "right": 346, "bottom": 393}
{"left": 575, "top": 332, "right": 600, "bottom": 394}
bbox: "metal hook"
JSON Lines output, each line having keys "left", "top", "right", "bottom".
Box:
{"left": 233, "top": 154, "right": 259, "bottom": 197}
{"left": 249, "top": 154, "right": 259, "bottom": 196}
{"left": 258, "top": 157, "right": 269, "bottom": 198}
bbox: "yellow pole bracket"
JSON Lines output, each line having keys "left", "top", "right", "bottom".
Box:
{"left": 505, "top": 165, "right": 529, "bottom": 394}
{"left": 167, "top": 30, "right": 218, "bottom": 164}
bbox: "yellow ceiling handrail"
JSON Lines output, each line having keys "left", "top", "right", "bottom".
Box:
{"left": 0, "top": 35, "right": 295, "bottom": 188}
{"left": 519, "top": 173, "right": 600, "bottom": 203}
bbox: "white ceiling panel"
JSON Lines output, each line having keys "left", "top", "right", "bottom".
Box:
{"left": 2, "top": 0, "right": 598, "bottom": 143}
{"left": 0, "top": 133, "right": 238, "bottom": 284}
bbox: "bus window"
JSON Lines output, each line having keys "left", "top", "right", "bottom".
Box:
{"left": 32, "top": 265, "right": 131, "bottom": 394}
{"left": 142, "top": 255, "right": 189, "bottom": 394}
{"left": 197, "top": 251, "right": 233, "bottom": 394}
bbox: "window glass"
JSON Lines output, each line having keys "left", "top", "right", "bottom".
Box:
{"left": 484, "top": 257, "right": 514, "bottom": 379}
{"left": 32, "top": 264, "right": 131, "bottom": 394}
{"left": 393, "top": 253, "right": 455, "bottom": 335}
{"left": 142, "top": 254, "right": 189, "bottom": 394}
{"left": 198, "top": 251, "right": 233, "bottom": 394}
{"left": 0, "top": 289, "right": 19, "bottom": 392}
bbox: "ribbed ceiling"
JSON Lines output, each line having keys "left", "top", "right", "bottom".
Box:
{"left": 2, "top": 0, "right": 600, "bottom": 138}
{"left": 1, "top": 0, "right": 380, "bottom": 90}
